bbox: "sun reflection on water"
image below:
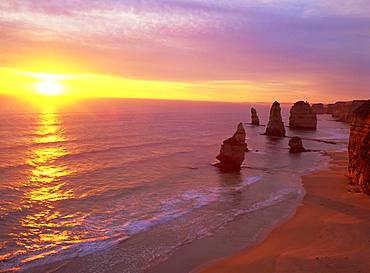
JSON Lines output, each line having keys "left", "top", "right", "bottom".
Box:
{"left": 12, "top": 106, "right": 85, "bottom": 268}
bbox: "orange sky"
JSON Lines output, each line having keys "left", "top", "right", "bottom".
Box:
{"left": 0, "top": 1, "right": 369, "bottom": 103}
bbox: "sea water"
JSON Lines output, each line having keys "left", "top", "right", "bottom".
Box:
{"left": 0, "top": 98, "right": 349, "bottom": 272}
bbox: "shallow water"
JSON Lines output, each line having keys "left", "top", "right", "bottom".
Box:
{"left": 0, "top": 98, "right": 349, "bottom": 272}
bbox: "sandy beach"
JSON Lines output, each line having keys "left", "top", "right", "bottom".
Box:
{"left": 197, "top": 151, "right": 370, "bottom": 273}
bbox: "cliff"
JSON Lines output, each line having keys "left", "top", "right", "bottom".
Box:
{"left": 289, "top": 101, "right": 317, "bottom": 130}
{"left": 348, "top": 100, "right": 370, "bottom": 194}
{"left": 265, "top": 101, "right": 286, "bottom": 137}
{"left": 312, "top": 103, "right": 325, "bottom": 114}
{"left": 326, "top": 103, "right": 335, "bottom": 114}
{"left": 330, "top": 100, "right": 366, "bottom": 123}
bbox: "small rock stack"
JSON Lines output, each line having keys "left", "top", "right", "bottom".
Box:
{"left": 289, "top": 137, "right": 306, "bottom": 153}
{"left": 251, "top": 107, "right": 260, "bottom": 126}
{"left": 265, "top": 101, "right": 286, "bottom": 137}
{"left": 215, "top": 123, "right": 248, "bottom": 171}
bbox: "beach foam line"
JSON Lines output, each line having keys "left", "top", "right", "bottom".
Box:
{"left": 124, "top": 176, "right": 262, "bottom": 235}
{"left": 2, "top": 176, "right": 264, "bottom": 272}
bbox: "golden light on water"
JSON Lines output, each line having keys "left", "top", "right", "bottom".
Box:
{"left": 13, "top": 107, "right": 85, "bottom": 267}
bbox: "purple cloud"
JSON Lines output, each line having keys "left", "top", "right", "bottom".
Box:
{"left": 0, "top": 0, "right": 369, "bottom": 99}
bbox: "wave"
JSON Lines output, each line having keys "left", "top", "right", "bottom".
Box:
{"left": 0, "top": 163, "right": 30, "bottom": 173}
{"left": 1, "top": 176, "right": 264, "bottom": 272}
{"left": 117, "top": 176, "right": 263, "bottom": 236}
{"left": 0, "top": 143, "right": 194, "bottom": 176}
{"left": 233, "top": 187, "right": 303, "bottom": 217}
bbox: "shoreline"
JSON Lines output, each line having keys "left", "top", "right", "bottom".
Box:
{"left": 17, "top": 151, "right": 364, "bottom": 273}
{"left": 195, "top": 151, "right": 370, "bottom": 273}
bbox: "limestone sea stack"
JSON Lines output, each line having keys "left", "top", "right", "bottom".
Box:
{"left": 215, "top": 123, "right": 248, "bottom": 171}
{"left": 289, "top": 101, "right": 317, "bottom": 130}
{"left": 251, "top": 107, "right": 260, "bottom": 125}
{"left": 289, "top": 136, "right": 306, "bottom": 153}
{"left": 348, "top": 100, "right": 370, "bottom": 194}
{"left": 265, "top": 101, "right": 286, "bottom": 137}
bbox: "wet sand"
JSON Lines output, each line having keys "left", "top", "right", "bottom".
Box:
{"left": 196, "top": 152, "right": 370, "bottom": 273}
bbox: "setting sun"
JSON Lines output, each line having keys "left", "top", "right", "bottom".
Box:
{"left": 36, "top": 79, "right": 63, "bottom": 96}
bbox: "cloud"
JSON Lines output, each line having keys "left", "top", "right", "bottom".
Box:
{"left": 0, "top": 0, "right": 369, "bottom": 99}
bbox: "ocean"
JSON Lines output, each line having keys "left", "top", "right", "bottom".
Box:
{"left": 0, "top": 98, "right": 349, "bottom": 273}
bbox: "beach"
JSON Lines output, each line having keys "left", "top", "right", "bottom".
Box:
{"left": 195, "top": 151, "right": 370, "bottom": 273}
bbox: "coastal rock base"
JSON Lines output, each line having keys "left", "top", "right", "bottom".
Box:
{"left": 289, "top": 137, "right": 307, "bottom": 153}
{"left": 215, "top": 123, "right": 248, "bottom": 171}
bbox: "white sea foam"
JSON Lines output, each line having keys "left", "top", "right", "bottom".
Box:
{"left": 125, "top": 176, "right": 262, "bottom": 235}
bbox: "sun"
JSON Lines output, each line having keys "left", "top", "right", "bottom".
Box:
{"left": 36, "top": 79, "right": 63, "bottom": 96}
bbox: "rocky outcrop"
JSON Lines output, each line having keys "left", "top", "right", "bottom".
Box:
{"left": 326, "top": 104, "right": 335, "bottom": 114}
{"left": 331, "top": 101, "right": 347, "bottom": 120}
{"left": 345, "top": 100, "right": 367, "bottom": 122}
{"left": 330, "top": 100, "right": 366, "bottom": 123}
{"left": 289, "top": 137, "right": 306, "bottom": 153}
{"left": 251, "top": 108, "right": 260, "bottom": 125}
{"left": 312, "top": 103, "right": 325, "bottom": 114}
{"left": 289, "top": 101, "right": 317, "bottom": 130}
{"left": 348, "top": 100, "right": 370, "bottom": 194}
{"left": 265, "top": 101, "right": 286, "bottom": 137}
{"left": 215, "top": 123, "right": 248, "bottom": 171}
{"left": 332, "top": 101, "right": 352, "bottom": 122}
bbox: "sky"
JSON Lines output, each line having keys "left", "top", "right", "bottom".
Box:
{"left": 0, "top": 0, "right": 369, "bottom": 102}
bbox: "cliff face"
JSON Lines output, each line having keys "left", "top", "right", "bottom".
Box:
{"left": 312, "top": 103, "right": 325, "bottom": 114}
{"left": 265, "top": 101, "right": 286, "bottom": 137}
{"left": 215, "top": 123, "right": 248, "bottom": 171}
{"left": 348, "top": 100, "right": 370, "bottom": 194}
{"left": 327, "top": 104, "right": 335, "bottom": 114}
{"left": 331, "top": 100, "right": 366, "bottom": 123}
{"left": 289, "top": 101, "right": 317, "bottom": 130}
{"left": 331, "top": 101, "right": 347, "bottom": 120}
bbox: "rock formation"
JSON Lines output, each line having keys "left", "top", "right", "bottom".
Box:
{"left": 289, "top": 136, "right": 306, "bottom": 153}
{"left": 331, "top": 101, "right": 347, "bottom": 120}
{"left": 326, "top": 103, "right": 335, "bottom": 114}
{"left": 289, "top": 101, "right": 317, "bottom": 130}
{"left": 311, "top": 103, "right": 325, "bottom": 114}
{"left": 251, "top": 107, "right": 260, "bottom": 125}
{"left": 265, "top": 101, "right": 286, "bottom": 137}
{"left": 215, "top": 123, "right": 248, "bottom": 171}
{"left": 348, "top": 100, "right": 370, "bottom": 194}
{"left": 330, "top": 100, "right": 366, "bottom": 123}
{"left": 344, "top": 100, "right": 367, "bottom": 122}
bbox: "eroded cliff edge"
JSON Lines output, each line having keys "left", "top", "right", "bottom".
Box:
{"left": 348, "top": 100, "right": 370, "bottom": 194}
